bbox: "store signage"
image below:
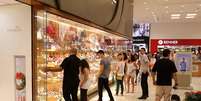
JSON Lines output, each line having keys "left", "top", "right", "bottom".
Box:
{"left": 158, "top": 40, "right": 178, "bottom": 45}
{"left": 151, "top": 39, "right": 201, "bottom": 53}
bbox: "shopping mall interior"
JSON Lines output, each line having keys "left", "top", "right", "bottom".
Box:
{"left": 0, "top": 0, "right": 201, "bottom": 101}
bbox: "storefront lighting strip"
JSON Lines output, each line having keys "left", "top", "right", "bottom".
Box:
{"left": 35, "top": 15, "right": 125, "bottom": 40}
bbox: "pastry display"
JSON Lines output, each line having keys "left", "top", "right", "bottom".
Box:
{"left": 35, "top": 12, "right": 128, "bottom": 101}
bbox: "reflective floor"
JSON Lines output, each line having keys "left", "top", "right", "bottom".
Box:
{"left": 90, "top": 77, "right": 201, "bottom": 101}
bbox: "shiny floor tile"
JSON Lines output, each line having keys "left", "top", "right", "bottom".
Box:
{"left": 90, "top": 77, "right": 201, "bottom": 101}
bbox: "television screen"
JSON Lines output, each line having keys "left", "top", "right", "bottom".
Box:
{"left": 133, "top": 23, "right": 150, "bottom": 37}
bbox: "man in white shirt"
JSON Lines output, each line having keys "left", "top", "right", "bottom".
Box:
{"left": 138, "top": 48, "right": 149, "bottom": 99}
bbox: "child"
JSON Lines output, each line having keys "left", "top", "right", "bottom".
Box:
{"left": 80, "top": 59, "right": 91, "bottom": 101}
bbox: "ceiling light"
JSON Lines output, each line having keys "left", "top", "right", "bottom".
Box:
{"left": 187, "top": 13, "right": 197, "bottom": 16}
{"left": 165, "top": 6, "right": 169, "bottom": 9}
{"left": 144, "top": 2, "right": 147, "bottom": 4}
{"left": 171, "top": 17, "right": 180, "bottom": 19}
{"left": 199, "top": 4, "right": 201, "bottom": 6}
{"left": 164, "top": 0, "right": 168, "bottom": 1}
{"left": 145, "top": 8, "right": 149, "bottom": 10}
{"left": 180, "top": 5, "right": 185, "bottom": 8}
{"left": 171, "top": 14, "right": 181, "bottom": 17}
{"left": 185, "top": 16, "right": 195, "bottom": 19}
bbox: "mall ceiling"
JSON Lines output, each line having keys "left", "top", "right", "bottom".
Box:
{"left": 133, "top": 0, "right": 201, "bottom": 23}
{"left": 0, "top": 0, "right": 17, "bottom": 5}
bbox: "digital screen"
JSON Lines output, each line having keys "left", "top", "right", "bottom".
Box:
{"left": 133, "top": 23, "right": 150, "bottom": 37}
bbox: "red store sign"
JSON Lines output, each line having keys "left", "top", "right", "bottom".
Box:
{"left": 151, "top": 39, "right": 201, "bottom": 53}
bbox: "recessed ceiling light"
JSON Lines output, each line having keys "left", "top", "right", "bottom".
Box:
{"left": 144, "top": 2, "right": 147, "bottom": 4}
{"left": 171, "top": 16, "right": 180, "bottom": 19}
{"left": 165, "top": 6, "right": 169, "bottom": 9}
{"left": 187, "top": 13, "right": 197, "bottom": 16}
{"left": 171, "top": 14, "right": 181, "bottom": 17}
{"left": 180, "top": 5, "right": 185, "bottom": 8}
{"left": 185, "top": 16, "right": 195, "bottom": 19}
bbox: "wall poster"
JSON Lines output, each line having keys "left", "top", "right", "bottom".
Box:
{"left": 15, "top": 56, "right": 26, "bottom": 101}
{"left": 175, "top": 52, "right": 193, "bottom": 89}
{"left": 175, "top": 52, "right": 192, "bottom": 72}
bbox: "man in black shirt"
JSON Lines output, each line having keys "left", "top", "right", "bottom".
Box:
{"left": 47, "top": 48, "right": 81, "bottom": 101}
{"left": 152, "top": 49, "right": 178, "bottom": 101}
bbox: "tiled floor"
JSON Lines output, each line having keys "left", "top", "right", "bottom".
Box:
{"left": 90, "top": 77, "right": 201, "bottom": 101}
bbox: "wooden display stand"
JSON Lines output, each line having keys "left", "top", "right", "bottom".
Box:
{"left": 192, "top": 61, "right": 201, "bottom": 77}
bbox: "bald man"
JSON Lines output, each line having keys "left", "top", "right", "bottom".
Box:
{"left": 47, "top": 48, "right": 81, "bottom": 101}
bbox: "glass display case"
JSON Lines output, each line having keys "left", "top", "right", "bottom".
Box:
{"left": 34, "top": 11, "right": 129, "bottom": 101}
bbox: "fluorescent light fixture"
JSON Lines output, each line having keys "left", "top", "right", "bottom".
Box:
{"left": 185, "top": 16, "right": 195, "bottom": 19}
{"left": 171, "top": 16, "right": 180, "bottom": 19}
{"left": 171, "top": 14, "right": 181, "bottom": 17}
{"left": 186, "top": 13, "right": 197, "bottom": 16}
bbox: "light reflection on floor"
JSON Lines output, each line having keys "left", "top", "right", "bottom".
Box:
{"left": 90, "top": 77, "right": 201, "bottom": 101}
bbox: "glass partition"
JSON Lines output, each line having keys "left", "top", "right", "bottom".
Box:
{"left": 34, "top": 10, "right": 129, "bottom": 101}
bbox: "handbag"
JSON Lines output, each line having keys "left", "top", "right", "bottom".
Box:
{"left": 116, "top": 74, "right": 123, "bottom": 80}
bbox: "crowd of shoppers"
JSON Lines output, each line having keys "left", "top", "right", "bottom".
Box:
{"left": 45, "top": 47, "right": 179, "bottom": 101}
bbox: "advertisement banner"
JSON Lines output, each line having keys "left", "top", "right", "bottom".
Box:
{"left": 175, "top": 52, "right": 192, "bottom": 89}
{"left": 175, "top": 52, "right": 192, "bottom": 72}
{"left": 15, "top": 56, "right": 26, "bottom": 101}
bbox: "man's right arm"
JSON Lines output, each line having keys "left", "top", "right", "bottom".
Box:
{"left": 172, "top": 62, "right": 178, "bottom": 87}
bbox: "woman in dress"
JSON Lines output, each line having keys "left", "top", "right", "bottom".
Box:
{"left": 126, "top": 55, "right": 138, "bottom": 93}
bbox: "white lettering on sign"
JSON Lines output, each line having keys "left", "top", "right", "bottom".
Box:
{"left": 158, "top": 40, "right": 178, "bottom": 45}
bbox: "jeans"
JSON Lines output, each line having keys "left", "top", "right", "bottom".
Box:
{"left": 141, "top": 72, "right": 149, "bottom": 97}
{"left": 80, "top": 88, "right": 88, "bottom": 101}
{"left": 116, "top": 79, "right": 124, "bottom": 95}
{"left": 98, "top": 77, "right": 114, "bottom": 101}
